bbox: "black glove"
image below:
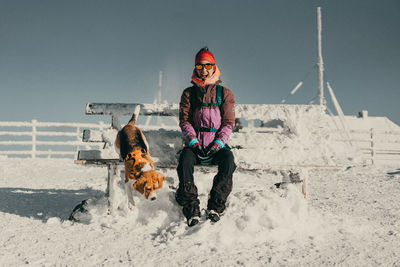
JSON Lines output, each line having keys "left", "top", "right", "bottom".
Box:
{"left": 189, "top": 138, "right": 206, "bottom": 157}
{"left": 193, "top": 144, "right": 206, "bottom": 157}
{"left": 205, "top": 140, "right": 223, "bottom": 157}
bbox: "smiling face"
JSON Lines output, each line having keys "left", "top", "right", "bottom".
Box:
{"left": 195, "top": 60, "right": 215, "bottom": 80}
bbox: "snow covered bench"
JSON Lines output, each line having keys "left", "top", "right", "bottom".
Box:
{"left": 74, "top": 102, "right": 342, "bottom": 207}
{"left": 75, "top": 102, "right": 345, "bottom": 169}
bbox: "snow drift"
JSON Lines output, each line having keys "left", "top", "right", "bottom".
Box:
{"left": 1, "top": 158, "right": 400, "bottom": 266}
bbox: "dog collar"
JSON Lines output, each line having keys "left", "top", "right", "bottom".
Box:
{"left": 125, "top": 150, "right": 148, "bottom": 163}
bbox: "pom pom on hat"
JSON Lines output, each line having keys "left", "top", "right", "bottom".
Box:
{"left": 195, "top": 47, "right": 215, "bottom": 65}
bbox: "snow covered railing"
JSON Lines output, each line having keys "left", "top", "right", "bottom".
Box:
{"left": 362, "top": 129, "right": 400, "bottom": 165}
{"left": 0, "top": 120, "right": 107, "bottom": 158}
{"left": 331, "top": 128, "right": 400, "bottom": 165}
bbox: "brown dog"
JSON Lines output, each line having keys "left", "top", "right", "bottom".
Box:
{"left": 115, "top": 105, "right": 165, "bottom": 205}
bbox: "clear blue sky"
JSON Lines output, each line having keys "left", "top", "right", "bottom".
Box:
{"left": 1, "top": 0, "right": 399, "bottom": 125}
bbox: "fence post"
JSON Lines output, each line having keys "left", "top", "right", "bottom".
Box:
{"left": 32, "top": 119, "right": 37, "bottom": 159}
{"left": 370, "top": 128, "right": 375, "bottom": 165}
{"left": 98, "top": 121, "right": 106, "bottom": 150}
{"left": 76, "top": 126, "right": 81, "bottom": 152}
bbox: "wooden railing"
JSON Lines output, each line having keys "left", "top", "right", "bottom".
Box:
{"left": 1, "top": 117, "right": 399, "bottom": 165}
{"left": 0, "top": 120, "right": 107, "bottom": 158}
{"left": 332, "top": 128, "right": 400, "bottom": 165}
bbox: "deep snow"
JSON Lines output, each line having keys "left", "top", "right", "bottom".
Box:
{"left": 1, "top": 158, "right": 399, "bottom": 266}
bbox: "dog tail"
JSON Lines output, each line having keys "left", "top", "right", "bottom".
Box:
{"left": 129, "top": 105, "right": 141, "bottom": 125}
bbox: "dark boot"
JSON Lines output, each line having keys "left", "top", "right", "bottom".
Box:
{"left": 175, "top": 182, "right": 200, "bottom": 226}
{"left": 186, "top": 206, "right": 200, "bottom": 227}
{"left": 206, "top": 209, "right": 220, "bottom": 222}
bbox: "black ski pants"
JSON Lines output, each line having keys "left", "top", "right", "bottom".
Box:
{"left": 176, "top": 147, "right": 236, "bottom": 218}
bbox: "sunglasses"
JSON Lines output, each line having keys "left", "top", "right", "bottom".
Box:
{"left": 195, "top": 63, "right": 214, "bottom": 70}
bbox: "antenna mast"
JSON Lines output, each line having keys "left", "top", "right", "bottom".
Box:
{"left": 145, "top": 70, "right": 163, "bottom": 126}
{"left": 157, "top": 70, "right": 163, "bottom": 105}
{"left": 317, "top": 7, "right": 325, "bottom": 106}
{"left": 156, "top": 70, "right": 163, "bottom": 125}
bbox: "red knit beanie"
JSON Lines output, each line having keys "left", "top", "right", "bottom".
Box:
{"left": 195, "top": 47, "right": 215, "bottom": 64}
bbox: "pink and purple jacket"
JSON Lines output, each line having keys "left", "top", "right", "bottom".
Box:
{"left": 179, "top": 81, "right": 235, "bottom": 149}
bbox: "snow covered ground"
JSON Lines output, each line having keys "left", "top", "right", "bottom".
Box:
{"left": 1, "top": 158, "right": 399, "bottom": 266}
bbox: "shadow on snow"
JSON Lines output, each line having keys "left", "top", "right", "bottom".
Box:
{"left": 0, "top": 187, "right": 103, "bottom": 222}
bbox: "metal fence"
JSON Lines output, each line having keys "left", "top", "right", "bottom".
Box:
{"left": 0, "top": 120, "right": 107, "bottom": 158}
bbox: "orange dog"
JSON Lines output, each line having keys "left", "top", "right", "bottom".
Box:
{"left": 115, "top": 105, "right": 165, "bottom": 205}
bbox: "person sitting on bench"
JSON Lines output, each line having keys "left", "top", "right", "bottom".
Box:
{"left": 175, "top": 47, "right": 236, "bottom": 227}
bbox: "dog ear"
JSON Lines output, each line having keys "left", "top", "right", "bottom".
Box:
{"left": 138, "top": 172, "right": 154, "bottom": 199}
{"left": 158, "top": 172, "right": 165, "bottom": 182}
{"left": 133, "top": 177, "right": 146, "bottom": 195}
{"left": 154, "top": 172, "right": 165, "bottom": 190}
